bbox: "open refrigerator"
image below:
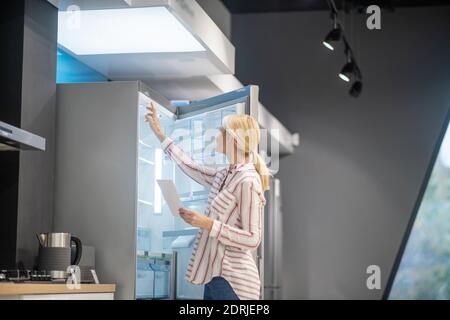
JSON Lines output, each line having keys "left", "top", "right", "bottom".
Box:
{"left": 135, "top": 86, "right": 245, "bottom": 299}
{"left": 54, "top": 81, "right": 276, "bottom": 299}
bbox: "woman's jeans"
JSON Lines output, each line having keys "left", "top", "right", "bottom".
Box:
{"left": 203, "top": 276, "right": 240, "bottom": 300}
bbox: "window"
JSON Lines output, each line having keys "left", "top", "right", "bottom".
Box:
{"left": 389, "top": 122, "right": 450, "bottom": 299}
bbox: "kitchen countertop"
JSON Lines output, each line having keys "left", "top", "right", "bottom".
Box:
{"left": 0, "top": 283, "right": 116, "bottom": 296}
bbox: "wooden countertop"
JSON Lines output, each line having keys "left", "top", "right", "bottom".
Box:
{"left": 0, "top": 283, "right": 116, "bottom": 296}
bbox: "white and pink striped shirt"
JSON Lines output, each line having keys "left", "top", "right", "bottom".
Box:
{"left": 161, "top": 137, "right": 266, "bottom": 300}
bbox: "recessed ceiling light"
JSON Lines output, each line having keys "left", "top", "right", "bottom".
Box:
{"left": 57, "top": 7, "right": 206, "bottom": 55}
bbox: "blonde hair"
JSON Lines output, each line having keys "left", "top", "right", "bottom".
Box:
{"left": 222, "top": 114, "right": 271, "bottom": 191}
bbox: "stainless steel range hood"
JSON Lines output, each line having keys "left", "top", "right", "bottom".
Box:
{"left": 0, "top": 121, "right": 46, "bottom": 151}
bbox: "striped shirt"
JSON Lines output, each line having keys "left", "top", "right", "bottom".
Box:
{"left": 161, "top": 137, "right": 266, "bottom": 300}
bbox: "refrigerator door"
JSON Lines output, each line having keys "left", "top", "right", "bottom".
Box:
{"left": 136, "top": 86, "right": 177, "bottom": 299}
{"left": 136, "top": 85, "right": 259, "bottom": 300}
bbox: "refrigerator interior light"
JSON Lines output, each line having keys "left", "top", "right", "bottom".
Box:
{"left": 57, "top": 6, "right": 206, "bottom": 55}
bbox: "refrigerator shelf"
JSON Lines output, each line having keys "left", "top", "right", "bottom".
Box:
{"left": 179, "top": 190, "right": 209, "bottom": 203}
{"left": 162, "top": 228, "right": 199, "bottom": 238}
{"left": 139, "top": 140, "right": 154, "bottom": 149}
{"left": 138, "top": 157, "right": 155, "bottom": 165}
{"left": 138, "top": 199, "right": 153, "bottom": 206}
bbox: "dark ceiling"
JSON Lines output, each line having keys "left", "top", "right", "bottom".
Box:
{"left": 221, "top": 0, "right": 450, "bottom": 13}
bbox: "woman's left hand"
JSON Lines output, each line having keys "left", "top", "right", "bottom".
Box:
{"left": 179, "top": 208, "right": 214, "bottom": 231}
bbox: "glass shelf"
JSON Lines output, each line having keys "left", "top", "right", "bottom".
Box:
{"left": 138, "top": 157, "right": 155, "bottom": 165}
{"left": 138, "top": 199, "right": 153, "bottom": 206}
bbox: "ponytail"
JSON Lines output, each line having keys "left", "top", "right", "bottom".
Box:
{"left": 254, "top": 152, "right": 271, "bottom": 191}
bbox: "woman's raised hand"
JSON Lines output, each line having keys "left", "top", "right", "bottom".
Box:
{"left": 144, "top": 102, "right": 165, "bottom": 142}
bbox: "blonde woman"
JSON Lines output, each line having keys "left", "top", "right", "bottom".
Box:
{"left": 145, "top": 103, "right": 270, "bottom": 300}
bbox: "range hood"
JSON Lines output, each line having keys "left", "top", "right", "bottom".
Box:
{"left": 51, "top": 0, "right": 235, "bottom": 80}
{"left": 0, "top": 121, "right": 46, "bottom": 151}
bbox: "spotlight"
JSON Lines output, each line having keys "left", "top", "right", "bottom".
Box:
{"left": 323, "top": 0, "right": 364, "bottom": 98}
{"left": 323, "top": 26, "right": 341, "bottom": 51}
{"left": 339, "top": 60, "right": 355, "bottom": 82}
{"left": 350, "top": 80, "right": 363, "bottom": 97}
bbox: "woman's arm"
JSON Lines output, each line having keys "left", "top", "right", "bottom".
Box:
{"left": 162, "top": 137, "right": 217, "bottom": 187}
{"left": 145, "top": 103, "right": 217, "bottom": 187}
{"left": 208, "top": 179, "right": 264, "bottom": 250}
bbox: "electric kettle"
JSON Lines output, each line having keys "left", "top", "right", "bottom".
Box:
{"left": 37, "top": 232, "right": 82, "bottom": 280}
